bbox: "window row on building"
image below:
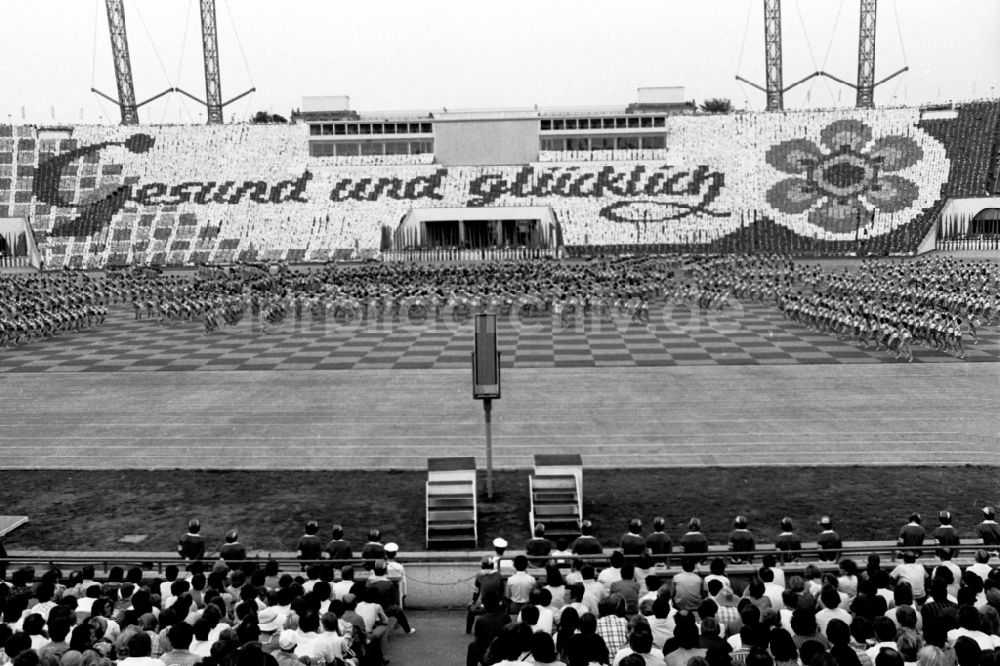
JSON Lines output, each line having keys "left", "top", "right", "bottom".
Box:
{"left": 540, "top": 134, "right": 666, "bottom": 151}
{"left": 309, "top": 122, "right": 434, "bottom": 137}
{"left": 540, "top": 116, "right": 666, "bottom": 131}
{"left": 308, "top": 140, "right": 434, "bottom": 157}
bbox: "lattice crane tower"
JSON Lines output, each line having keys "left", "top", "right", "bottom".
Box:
{"left": 104, "top": 0, "right": 139, "bottom": 125}
{"left": 856, "top": 0, "right": 877, "bottom": 108}
{"left": 200, "top": 0, "right": 224, "bottom": 124}
{"left": 763, "top": 0, "right": 784, "bottom": 111}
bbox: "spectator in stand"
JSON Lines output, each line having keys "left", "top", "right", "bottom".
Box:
{"left": 324, "top": 525, "right": 353, "bottom": 563}
{"left": 360, "top": 529, "right": 386, "bottom": 564}
{"left": 528, "top": 631, "right": 564, "bottom": 666}
{"left": 771, "top": 628, "right": 801, "bottom": 666}
{"left": 273, "top": 630, "right": 300, "bottom": 666}
{"left": 917, "top": 646, "right": 950, "bottom": 666}
{"left": 159, "top": 622, "right": 198, "bottom": 666}
{"left": 817, "top": 517, "right": 843, "bottom": 562}
{"left": 952, "top": 638, "right": 982, "bottom": 666}
{"left": 610, "top": 563, "right": 641, "bottom": 617}
{"left": 331, "top": 565, "right": 354, "bottom": 602}
{"left": 177, "top": 520, "right": 204, "bottom": 562}
{"left": 759, "top": 569, "right": 784, "bottom": 610}
{"left": 885, "top": 583, "right": 920, "bottom": 633}
{"left": 866, "top": 618, "right": 901, "bottom": 662}
{"left": 598, "top": 552, "right": 625, "bottom": 592}
{"left": 838, "top": 560, "right": 860, "bottom": 598}
{"left": 728, "top": 517, "right": 755, "bottom": 565}
{"left": 826, "top": 618, "right": 864, "bottom": 666}
{"left": 621, "top": 520, "right": 647, "bottom": 558}
{"left": 681, "top": 518, "right": 710, "bottom": 565}
{"left": 468, "top": 591, "right": 509, "bottom": 666}
{"left": 566, "top": 583, "right": 598, "bottom": 620}
{"left": 219, "top": 531, "right": 246, "bottom": 568}
{"left": 897, "top": 514, "right": 926, "bottom": 559}
{"left": 572, "top": 522, "right": 603, "bottom": 556}
{"left": 296, "top": 521, "right": 323, "bottom": 565}
{"left": 119, "top": 632, "right": 165, "bottom": 666}
{"left": 890, "top": 553, "right": 928, "bottom": 604}
{"left": 355, "top": 587, "right": 395, "bottom": 663}
{"left": 613, "top": 619, "right": 665, "bottom": 666}
{"left": 920, "top": 579, "right": 957, "bottom": 626}
{"left": 666, "top": 616, "right": 707, "bottom": 666}
{"left": 673, "top": 557, "right": 704, "bottom": 612}
{"left": 947, "top": 606, "right": 995, "bottom": 652}
{"left": 710, "top": 582, "right": 742, "bottom": 639}
{"left": 581, "top": 566, "right": 607, "bottom": 608}
{"left": 525, "top": 524, "right": 553, "bottom": 567}
{"left": 384, "top": 542, "right": 407, "bottom": 606}
{"left": 775, "top": 518, "right": 802, "bottom": 564}
{"left": 542, "top": 565, "right": 568, "bottom": 612}
{"left": 816, "top": 586, "right": 853, "bottom": 636}
{"left": 699, "top": 617, "right": 727, "bottom": 653}
{"left": 506, "top": 556, "right": 536, "bottom": 616}
{"left": 705, "top": 558, "right": 731, "bottom": 592}
{"left": 930, "top": 511, "right": 961, "bottom": 560}
{"left": 646, "top": 517, "right": 673, "bottom": 566}
{"left": 491, "top": 538, "right": 512, "bottom": 572}
{"left": 976, "top": 508, "right": 1000, "bottom": 554}
{"left": 596, "top": 594, "right": 630, "bottom": 656}
{"left": 967, "top": 550, "right": 993, "bottom": 583}
{"left": 467, "top": 556, "right": 503, "bottom": 634}
{"left": 366, "top": 559, "right": 414, "bottom": 635}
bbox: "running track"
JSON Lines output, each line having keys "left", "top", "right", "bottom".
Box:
{"left": 1, "top": 364, "right": 997, "bottom": 469}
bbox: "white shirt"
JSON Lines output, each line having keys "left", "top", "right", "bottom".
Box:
{"left": 866, "top": 641, "right": 899, "bottom": 662}
{"left": 967, "top": 563, "right": 992, "bottom": 582}
{"left": 613, "top": 646, "right": 666, "bottom": 666}
{"left": 189, "top": 639, "right": 212, "bottom": 657}
{"left": 598, "top": 567, "right": 622, "bottom": 591}
{"left": 331, "top": 581, "right": 354, "bottom": 600}
{"left": 118, "top": 658, "right": 166, "bottom": 666}
{"left": 516, "top": 606, "right": 554, "bottom": 635}
{"left": 947, "top": 628, "right": 997, "bottom": 652}
{"left": 816, "top": 607, "right": 853, "bottom": 635}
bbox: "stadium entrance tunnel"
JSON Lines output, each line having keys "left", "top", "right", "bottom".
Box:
{"left": 939, "top": 197, "right": 1000, "bottom": 239}
{"left": 391, "top": 206, "right": 560, "bottom": 250}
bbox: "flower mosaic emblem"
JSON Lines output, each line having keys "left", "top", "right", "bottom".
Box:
{"left": 763, "top": 118, "right": 947, "bottom": 236}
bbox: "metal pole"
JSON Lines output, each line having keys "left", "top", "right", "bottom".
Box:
{"left": 484, "top": 398, "right": 494, "bottom": 500}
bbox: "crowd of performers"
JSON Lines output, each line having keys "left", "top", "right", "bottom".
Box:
{"left": 0, "top": 255, "right": 997, "bottom": 361}
{"left": 0, "top": 273, "right": 107, "bottom": 348}
{"left": 777, "top": 258, "right": 998, "bottom": 361}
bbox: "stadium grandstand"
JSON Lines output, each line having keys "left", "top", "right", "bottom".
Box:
{"left": 3, "top": 96, "right": 1000, "bottom": 268}
{"left": 2, "top": 0, "right": 1000, "bottom": 665}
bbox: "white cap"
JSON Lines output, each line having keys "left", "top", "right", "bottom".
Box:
{"left": 493, "top": 537, "right": 508, "bottom": 549}
{"left": 278, "top": 629, "right": 297, "bottom": 651}
{"left": 384, "top": 542, "right": 399, "bottom": 553}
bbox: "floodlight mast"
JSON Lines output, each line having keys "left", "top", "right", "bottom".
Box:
{"left": 200, "top": 0, "right": 224, "bottom": 124}
{"left": 175, "top": 0, "right": 256, "bottom": 124}
{"left": 815, "top": 0, "right": 908, "bottom": 108}
{"left": 763, "top": 0, "right": 784, "bottom": 111}
{"left": 735, "top": 0, "right": 820, "bottom": 111}
{"left": 101, "top": 0, "right": 138, "bottom": 125}
{"left": 856, "top": 0, "right": 877, "bottom": 108}
{"left": 92, "top": 0, "right": 173, "bottom": 125}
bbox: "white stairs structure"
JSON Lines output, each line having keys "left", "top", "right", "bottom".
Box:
{"left": 425, "top": 457, "right": 478, "bottom": 548}
{"left": 529, "top": 454, "right": 583, "bottom": 541}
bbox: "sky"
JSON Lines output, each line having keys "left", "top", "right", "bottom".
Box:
{"left": 1, "top": 0, "right": 998, "bottom": 124}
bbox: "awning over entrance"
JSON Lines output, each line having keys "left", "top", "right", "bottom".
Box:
{"left": 392, "top": 206, "right": 561, "bottom": 250}
{"left": 939, "top": 197, "right": 1000, "bottom": 237}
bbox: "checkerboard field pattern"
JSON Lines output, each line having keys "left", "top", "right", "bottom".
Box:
{"left": 2, "top": 302, "right": 996, "bottom": 372}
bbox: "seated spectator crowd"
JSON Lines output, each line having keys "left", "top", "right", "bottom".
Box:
{"left": 0, "top": 547, "right": 415, "bottom": 666}
{"left": 466, "top": 509, "right": 1000, "bottom": 666}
